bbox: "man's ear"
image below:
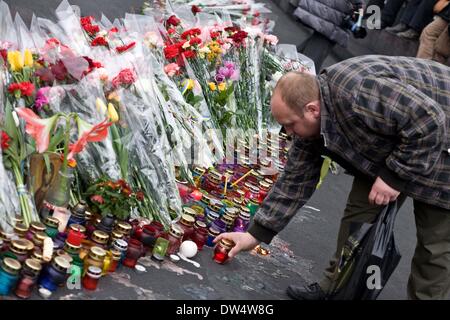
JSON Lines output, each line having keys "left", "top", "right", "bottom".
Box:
{"left": 304, "top": 100, "right": 320, "bottom": 118}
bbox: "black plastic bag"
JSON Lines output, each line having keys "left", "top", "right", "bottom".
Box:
{"left": 328, "top": 201, "right": 401, "bottom": 300}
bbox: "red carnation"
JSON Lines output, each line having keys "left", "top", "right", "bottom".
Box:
{"left": 230, "top": 30, "right": 248, "bottom": 45}
{"left": 210, "top": 31, "right": 220, "bottom": 39}
{"left": 1, "top": 131, "right": 10, "bottom": 150}
{"left": 91, "top": 36, "right": 108, "bottom": 47}
{"left": 82, "top": 23, "right": 100, "bottom": 35}
{"left": 167, "top": 15, "right": 181, "bottom": 26}
{"left": 164, "top": 43, "right": 181, "bottom": 59}
{"left": 19, "top": 82, "right": 35, "bottom": 96}
{"left": 167, "top": 28, "right": 176, "bottom": 35}
{"left": 189, "top": 37, "right": 202, "bottom": 46}
{"left": 183, "top": 50, "right": 196, "bottom": 59}
{"left": 225, "top": 26, "right": 240, "bottom": 33}
{"left": 191, "top": 5, "right": 202, "bottom": 15}
{"left": 110, "top": 27, "right": 119, "bottom": 33}
{"left": 80, "top": 16, "right": 94, "bottom": 26}
{"left": 8, "top": 82, "right": 35, "bottom": 97}
{"left": 181, "top": 28, "right": 201, "bottom": 40}
{"left": 116, "top": 41, "right": 136, "bottom": 53}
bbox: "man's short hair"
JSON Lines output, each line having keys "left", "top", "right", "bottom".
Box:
{"left": 274, "top": 71, "right": 320, "bottom": 114}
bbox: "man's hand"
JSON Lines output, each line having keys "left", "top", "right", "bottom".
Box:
{"left": 368, "top": 176, "right": 400, "bottom": 205}
{"left": 214, "top": 232, "right": 261, "bottom": 259}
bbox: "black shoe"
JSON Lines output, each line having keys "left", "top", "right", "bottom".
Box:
{"left": 286, "top": 283, "right": 327, "bottom": 300}
{"left": 385, "top": 23, "right": 408, "bottom": 34}
{"left": 396, "top": 28, "right": 419, "bottom": 40}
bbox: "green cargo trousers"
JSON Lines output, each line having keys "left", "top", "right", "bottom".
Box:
{"left": 318, "top": 176, "right": 450, "bottom": 300}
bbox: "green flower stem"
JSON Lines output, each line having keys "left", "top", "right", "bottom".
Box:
{"left": 11, "top": 161, "right": 31, "bottom": 227}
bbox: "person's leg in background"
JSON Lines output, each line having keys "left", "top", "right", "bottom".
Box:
{"left": 417, "top": 16, "right": 448, "bottom": 60}
{"left": 287, "top": 175, "right": 407, "bottom": 300}
{"left": 298, "top": 31, "right": 336, "bottom": 72}
{"left": 432, "top": 21, "right": 450, "bottom": 62}
{"left": 383, "top": 0, "right": 408, "bottom": 29}
{"left": 397, "top": 0, "right": 438, "bottom": 39}
{"left": 407, "top": 200, "right": 450, "bottom": 300}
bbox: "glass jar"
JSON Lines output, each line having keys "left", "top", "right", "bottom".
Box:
{"left": 14, "top": 258, "right": 42, "bottom": 299}
{"left": 7, "top": 239, "right": 30, "bottom": 263}
{"left": 44, "top": 217, "right": 60, "bottom": 239}
{"left": 123, "top": 239, "right": 144, "bottom": 268}
{"left": 114, "top": 221, "right": 132, "bottom": 238}
{"left": 82, "top": 266, "right": 102, "bottom": 291}
{"left": 165, "top": 225, "right": 184, "bottom": 256}
{"left": 233, "top": 207, "right": 251, "bottom": 232}
{"left": 109, "top": 230, "right": 124, "bottom": 247}
{"left": 101, "top": 251, "right": 112, "bottom": 276}
{"left": 53, "top": 232, "right": 68, "bottom": 250}
{"left": 32, "top": 231, "right": 47, "bottom": 249}
{"left": 199, "top": 193, "right": 212, "bottom": 209}
{"left": 108, "top": 249, "right": 122, "bottom": 273}
{"left": 83, "top": 246, "right": 106, "bottom": 277}
{"left": 68, "top": 224, "right": 86, "bottom": 236}
{"left": 213, "top": 239, "right": 235, "bottom": 264}
{"left": 205, "top": 204, "right": 221, "bottom": 226}
{"left": 202, "top": 171, "right": 223, "bottom": 193}
{"left": 210, "top": 218, "right": 227, "bottom": 234}
{"left": 38, "top": 256, "right": 70, "bottom": 292}
{"left": 0, "top": 230, "right": 13, "bottom": 253}
{"left": 96, "top": 214, "right": 115, "bottom": 234}
{"left": 0, "top": 257, "right": 22, "bottom": 295}
{"left": 151, "top": 237, "right": 170, "bottom": 262}
{"left": 140, "top": 225, "right": 161, "bottom": 248}
{"left": 177, "top": 214, "right": 195, "bottom": 241}
{"left": 14, "top": 223, "right": 29, "bottom": 239}
{"left": 91, "top": 230, "right": 109, "bottom": 249}
{"left": 67, "top": 201, "right": 87, "bottom": 226}
{"left": 205, "top": 227, "right": 221, "bottom": 247}
{"left": 63, "top": 241, "right": 81, "bottom": 259}
{"left": 32, "top": 248, "right": 44, "bottom": 264}
{"left": 220, "top": 214, "right": 236, "bottom": 232}
{"left": 258, "top": 181, "right": 271, "bottom": 202}
{"left": 191, "top": 221, "right": 208, "bottom": 251}
{"left": 26, "top": 222, "right": 46, "bottom": 242}
{"left": 112, "top": 239, "right": 128, "bottom": 264}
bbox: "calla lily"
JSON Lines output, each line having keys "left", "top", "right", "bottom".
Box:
{"left": 69, "top": 117, "right": 112, "bottom": 160}
{"left": 107, "top": 103, "right": 119, "bottom": 123}
{"left": 24, "top": 49, "right": 33, "bottom": 67}
{"left": 15, "top": 107, "right": 60, "bottom": 153}
{"left": 7, "top": 51, "right": 24, "bottom": 72}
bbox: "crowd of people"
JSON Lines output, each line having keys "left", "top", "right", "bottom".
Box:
{"left": 287, "top": 0, "right": 449, "bottom": 70}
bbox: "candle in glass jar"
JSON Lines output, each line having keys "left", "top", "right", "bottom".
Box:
{"left": 213, "top": 239, "right": 235, "bottom": 264}
{"left": 82, "top": 266, "right": 102, "bottom": 291}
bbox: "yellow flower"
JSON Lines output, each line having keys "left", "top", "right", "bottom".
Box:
{"left": 24, "top": 49, "right": 33, "bottom": 67}
{"left": 107, "top": 103, "right": 119, "bottom": 123}
{"left": 218, "top": 82, "right": 226, "bottom": 92}
{"left": 7, "top": 51, "right": 24, "bottom": 72}
{"left": 181, "top": 79, "right": 195, "bottom": 95}
{"left": 208, "top": 82, "right": 217, "bottom": 91}
{"left": 96, "top": 98, "right": 107, "bottom": 115}
{"left": 108, "top": 91, "right": 121, "bottom": 102}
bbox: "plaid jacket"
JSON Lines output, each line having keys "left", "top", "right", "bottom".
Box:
{"left": 249, "top": 55, "right": 450, "bottom": 244}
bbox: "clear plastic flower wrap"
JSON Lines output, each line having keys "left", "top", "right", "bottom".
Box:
{"left": 51, "top": 77, "right": 122, "bottom": 182}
